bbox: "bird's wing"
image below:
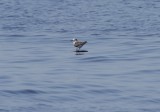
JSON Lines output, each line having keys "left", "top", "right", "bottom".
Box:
{"left": 74, "top": 41, "right": 87, "bottom": 47}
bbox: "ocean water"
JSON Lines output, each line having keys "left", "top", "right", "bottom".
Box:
{"left": 0, "top": 0, "right": 160, "bottom": 112}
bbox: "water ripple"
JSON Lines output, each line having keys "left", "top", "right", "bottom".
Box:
{"left": 80, "top": 56, "right": 109, "bottom": 62}
{"left": 80, "top": 56, "right": 140, "bottom": 63}
{"left": 3, "top": 89, "right": 45, "bottom": 95}
{"left": 86, "top": 88, "right": 122, "bottom": 95}
{"left": 0, "top": 109, "right": 9, "bottom": 112}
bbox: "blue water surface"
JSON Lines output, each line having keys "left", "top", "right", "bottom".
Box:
{"left": 0, "top": 0, "right": 160, "bottom": 112}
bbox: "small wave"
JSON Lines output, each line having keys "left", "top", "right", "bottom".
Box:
{"left": 134, "top": 33, "right": 160, "bottom": 37}
{"left": 11, "top": 58, "right": 52, "bottom": 64}
{"left": 143, "top": 99, "right": 160, "bottom": 104}
{"left": 81, "top": 56, "right": 109, "bottom": 62}
{"left": 0, "top": 109, "right": 9, "bottom": 112}
{"left": 86, "top": 88, "right": 121, "bottom": 94}
{"left": 81, "top": 56, "right": 139, "bottom": 63}
{"left": 0, "top": 76, "right": 10, "bottom": 79}
{"left": 2, "top": 26, "right": 26, "bottom": 31}
{"left": 91, "top": 33, "right": 101, "bottom": 36}
{"left": 133, "top": 69, "right": 160, "bottom": 75}
{"left": 3, "top": 89, "right": 45, "bottom": 95}
{"left": 0, "top": 34, "right": 27, "bottom": 37}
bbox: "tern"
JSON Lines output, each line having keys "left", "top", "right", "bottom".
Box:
{"left": 71, "top": 38, "right": 87, "bottom": 51}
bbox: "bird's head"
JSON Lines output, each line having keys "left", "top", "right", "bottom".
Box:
{"left": 71, "top": 38, "right": 78, "bottom": 42}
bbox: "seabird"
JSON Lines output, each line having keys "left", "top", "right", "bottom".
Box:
{"left": 71, "top": 38, "right": 87, "bottom": 51}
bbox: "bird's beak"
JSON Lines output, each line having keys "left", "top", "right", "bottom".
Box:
{"left": 70, "top": 40, "right": 73, "bottom": 42}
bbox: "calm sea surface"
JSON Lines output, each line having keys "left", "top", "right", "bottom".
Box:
{"left": 0, "top": 0, "right": 160, "bottom": 112}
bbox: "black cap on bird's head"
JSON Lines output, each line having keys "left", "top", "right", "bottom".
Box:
{"left": 73, "top": 38, "right": 78, "bottom": 41}
{"left": 71, "top": 38, "right": 78, "bottom": 42}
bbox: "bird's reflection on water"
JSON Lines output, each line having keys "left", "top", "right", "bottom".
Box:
{"left": 73, "top": 50, "right": 88, "bottom": 55}
{"left": 75, "top": 52, "right": 85, "bottom": 55}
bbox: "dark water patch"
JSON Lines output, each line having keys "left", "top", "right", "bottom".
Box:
{"left": 130, "top": 37, "right": 146, "bottom": 41}
{"left": 0, "top": 34, "right": 27, "bottom": 37}
{"left": 94, "top": 73, "right": 116, "bottom": 77}
{"left": 120, "top": 41, "right": 141, "bottom": 46}
{"left": 85, "top": 84, "right": 107, "bottom": 88}
{"left": 33, "top": 34, "right": 47, "bottom": 37}
{"left": 0, "top": 75, "right": 10, "bottom": 80}
{"left": 101, "top": 28, "right": 118, "bottom": 33}
{"left": 86, "top": 88, "right": 121, "bottom": 95}
{"left": 135, "top": 47, "right": 160, "bottom": 54}
{"left": 0, "top": 34, "right": 28, "bottom": 42}
{"left": 13, "top": 107, "right": 36, "bottom": 112}
{"left": 92, "top": 37, "right": 135, "bottom": 42}
{"left": 134, "top": 69, "right": 160, "bottom": 74}
{"left": 2, "top": 26, "right": 26, "bottom": 31}
{"left": 0, "top": 76, "right": 11, "bottom": 84}
{"left": 80, "top": 56, "right": 109, "bottom": 63}
{"left": 134, "top": 33, "right": 160, "bottom": 37}
{"left": 143, "top": 98, "right": 160, "bottom": 104}
{"left": 118, "top": 34, "right": 130, "bottom": 37}
{"left": 0, "top": 34, "right": 28, "bottom": 43}
{"left": 49, "top": 84, "right": 85, "bottom": 90}
{"left": 91, "top": 33, "right": 101, "bottom": 36}
{"left": 14, "top": 104, "right": 54, "bottom": 112}
{"left": 139, "top": 108, "right": 160, "bottom": 112}
{"left": 21, "top": 82, "right": 39, "bottom": 87}
{"left": 68, "top": 84, "right": 85, "bottom": 89}
{"left": 56, "top": 29, "right": 69, "bottom": 33}
{"left": 3, "top": 89, "right": 45, "bottom": 95}
{"left": 147, "top": 55, "right": 160, "bottom": 61}
{"left": 6, "top": 15, "right": 20, "bottom": 18}
{"left": 130, "top": 95, "right": 147, "bottom": 99}
{"left": 49, "top": 85, "right": 71, "bottom": 90}
{"left": 10, "top": 58, "right": 52, "bottom": 64}
{"left": 21, "top": 36, "right": 57, "bottom": 44}
{"left": 0, "top": 109, "right": 9, "bottom": 112}
{"left": 50, "top": 95, "right": 78, "bottom": 102}
{"left": 80, "top": 56, "right": 140, "bottom": 63}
